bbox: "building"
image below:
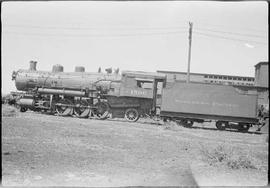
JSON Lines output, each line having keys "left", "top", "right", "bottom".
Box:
{"left": 156, "top": 70, "right": 255, "bottom": 86}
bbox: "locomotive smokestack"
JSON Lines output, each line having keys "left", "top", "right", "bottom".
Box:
{"left": 75, "top": 66, "right": 85, "bottom": 72}
{"left": 29, "top": 61, "right": 37, "bottom": 71}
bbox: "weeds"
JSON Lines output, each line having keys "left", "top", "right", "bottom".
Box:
{"left": 227, "top": 155, "right": 257, "bottom": 169}
{"left": 200, "top": 144, "right": 258, "bottom": 170}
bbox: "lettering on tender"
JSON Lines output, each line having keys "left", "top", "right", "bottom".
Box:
{"left": 175, "top": 99, "right": 238, "bottom": 108}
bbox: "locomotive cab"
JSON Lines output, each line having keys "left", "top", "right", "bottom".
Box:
{"left": 118, "top": 71, "right": 166, "bottom": 116}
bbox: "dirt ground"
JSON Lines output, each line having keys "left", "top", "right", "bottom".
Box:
{"left": 1, "top": 105, "right": 269, "bottom": 186}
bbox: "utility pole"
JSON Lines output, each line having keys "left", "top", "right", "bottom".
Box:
{"left": 187, "top": 22, "right": 193, "bottom": 83}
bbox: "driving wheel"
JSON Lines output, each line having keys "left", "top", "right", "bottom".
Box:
{"left": 55, "top": 99, "right": 73, "bottom": 116}
{"left": 74, "top": 100, "right": 90, "bottom": 118}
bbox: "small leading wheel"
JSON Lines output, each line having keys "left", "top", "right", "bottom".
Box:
{"left": 216, "top": 121, "right": 227, "bottom": 130}
{"left": 20, "top": 106, "right": 28, "bottom": 112}
{"left": 55, "top": 99, "right": 74, "bottom": 116}
{"left": 238, "top": 123, "right": 250, "bottom": 132}
{"left": 125, "top": 108, "right": 140, "bottom": 122}
{"left": 74, "top": 100, "right": 90, "bottom": 118}
{"left": 94, "top": 102, "right": 110, "bottom": 120}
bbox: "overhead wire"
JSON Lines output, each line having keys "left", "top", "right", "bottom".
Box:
{"left": 193, "top": 31, "right": 267, "bottom": 45}
{"left": 3, "top": 30, "right": 188, "bottom": 38}
{"left": 194, "top": 20, "right": 268, "bottom": 33}
{"left": 195, "top": 27, "right": 267, "bottom": 39}
{"left": 3, "top": 23, "right": 267, "bottom": 45}
{"left": 3, "top": 24, "right": 188, "bottom": 31}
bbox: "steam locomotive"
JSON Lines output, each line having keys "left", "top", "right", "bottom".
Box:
{"left": 12, "top": 61, "right": 166, "bottom": 121}
{"left": 12, "top": 61, "right": 267, "bottom": 131}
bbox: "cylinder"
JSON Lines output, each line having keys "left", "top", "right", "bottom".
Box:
{"left": 75, "top": 66, "right": 85, "bottom": 72}
{"left": 37, "top": 88, "right": 85, "bottom": 97}
{"left": 52, "top": 64, "right": 64, "bottom": 73}
{"left": 18, "top": 98, "right": 35, "bottom": 106}
{"left": 29, "top": 61, "right": 37, "bottom": 71}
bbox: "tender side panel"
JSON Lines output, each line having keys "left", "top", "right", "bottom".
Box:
{"left": 160, "top": 82, "right": 258, "bottom": 119}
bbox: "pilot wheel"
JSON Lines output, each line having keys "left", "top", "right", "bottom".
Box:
{"left": 125, "top": 108, "right": 140, "bottom": 122}
{"left": 20, "top": 107, "right": 28, "bottom": 112}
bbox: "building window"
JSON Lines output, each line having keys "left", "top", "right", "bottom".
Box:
{"left": 223, "top": 76, "right": 227, "bottom": 80}
{"left": 248, "top": 78, "right": 251, "bottom": 81}
{"left": 243, "top": 78, "right": 246, "bottom": 81}
{"left": 214, "top": 76, "right": 217, "bottom": 79}
{"left": 228, "top": 77, "right": 232, "bottom": 80}
{"left": 233, "top": 77, "right": 236, "bottom": 80}
{"left": 238, "top": 77, "right": 242, "bottom": 81}
{"left": 204, "top": 75, "right": 208, "bottom": 78}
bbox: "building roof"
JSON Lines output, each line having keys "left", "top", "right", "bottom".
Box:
{"left": 254, "top": 61, "right": 268, "bottom": 68}
{"left": 156, "top": 70, "right": 255, "bottom": 79}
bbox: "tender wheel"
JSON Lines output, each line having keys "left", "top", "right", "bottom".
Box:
{"left": 184, "top": 120, "right": 194, "bottom": 127}
{"left": 94, "top": 102, "right": 110, "bottom": 120}
{"left": 20, "top": 107, "right": 28, "bottom": 112}
{"left": 216, "top": 121, "right": 227, "bottom": 130}
{"left": 74, "top": 100, "right": 90, "bottom": 118}
{"left": 177, "top": 119, "right": 194, "bottom": 127}
{"left": 125, "top": 108, "right": 140, "bottom": 122}
{"left": 55, "top": 99, "right": 74, "bottom": 116}
{"left": 238, "top": 123, "right": 250, "bottom": 132}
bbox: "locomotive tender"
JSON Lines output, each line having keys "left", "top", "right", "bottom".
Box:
{"left": 161, "top": 82, "right": 262, "bottom": 131}
{"left": 12, "top": 61, "right": 265, "bottom": 131}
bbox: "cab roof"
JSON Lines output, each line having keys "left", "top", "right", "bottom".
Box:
{"left": 121, "top": 70, "right": 166, "bottom": 80}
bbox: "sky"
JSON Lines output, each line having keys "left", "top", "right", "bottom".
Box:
{"left": 1, "top": 1, "right": 268, "bottom": 94}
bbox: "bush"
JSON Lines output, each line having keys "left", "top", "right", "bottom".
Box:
{"left": 227, "top": 155, "right": 257, "bottom": 169}
{"left": 200, "top": 144, "right": 257, "bottom": 170}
